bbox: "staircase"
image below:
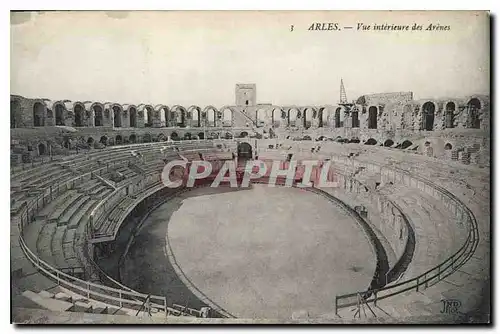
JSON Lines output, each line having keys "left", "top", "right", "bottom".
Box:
{"left": 232, "top": 109, "right": 263, "bottom": 136}
{"left": 21, "top": 286, "right": 165, "bottom": 317}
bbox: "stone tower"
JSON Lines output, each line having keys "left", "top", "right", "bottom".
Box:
{"left": 235, "top": 84, "right": 256, "bottom": 107}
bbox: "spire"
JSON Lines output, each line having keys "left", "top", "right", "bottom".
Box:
{"left": 340, "top": 78, "right": 348, "bottom": 104}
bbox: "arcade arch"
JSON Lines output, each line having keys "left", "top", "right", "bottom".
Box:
{"left": 422, "top": 102, "right": 436, "bottom": 131}
{"left": 467, "top": 98, "right": 481, "bottom": 129}
{"left": 55, "top": 103, "right": 65, "bottom": 126}
{"left": 334, "top": 108, "right": 342, "bottom": 128}
{"left": 11, "top": 99, "right": 21, "bottom": 128}
{"left": 220, "top": 106, "right": 234, "bottom": 127}
{"left": 368, "top": 106, "right": 378, "bottom": 129}
{"left": 113, "top": 105, "right": 122, "bottom": 128}
{"left": 237, "top": 142, "right": 253, "bottom": 159}
{"left": 203, "top": 106, "right": 218, "bottom": 127}
{"left": 445, "top": 102, "right": 456, "bottom": 128}
{"left": 74, "top": 103, "right": 84, "bottom": 127}
{"left": 188, "top": 106, "right": 202, "bottom": 127}
{"left": 171, "top": 106, "right": 187, "bottom": 127}
{"left": 130, "top": 107, "right": 138, "bottom": 128}
{"left": 33, "top": 102, "right": 45, "bottom": 127}
{"left": 93, "top": 104, "right": 104, "bottom": 127}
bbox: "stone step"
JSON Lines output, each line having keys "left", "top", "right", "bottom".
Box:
{"left": 36, "top": 223, "right": 58, "bottom": 260}
{"left": 67, "top": 198, "right": 98, "bottom": 229}
{"left": 22, "top": 290, "right": 73, "bottom": 312}
{"left": 59, "top": 196, "right": 91, "bottom": 226}
{"left": 36, "top": 190, "right": 77, "bottom": 219}
{"left": 69, "top": 301, "right": 94, "bottom": 313}
{"left": 48, "top": 193, "right": 83, "bottom": 222}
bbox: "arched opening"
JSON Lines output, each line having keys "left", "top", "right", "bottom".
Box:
{"left": 55, "top": 104, "right": 65, "bottom": 126}
{"left": 271, "top": 108, "right": 284, "bottom": 128}
{"left": 303, "top": 135, "right": 312, "bottom": 141}
{"left": 116, "top": 135, "right": 123, "bottom": 145}
{"left": 143, "top": 133, "right": 152, "bottom": 143}
{"left": 351, "top": 110, "right": 359, "bottom": 128}
{"left": 99, "top": 136, "right": 108, "bottom": 146}
{"left": 467, "top": 98, "right": 481, "bottom": 129}
{"left": 225, "top": 132, "right": 233, "bottom": 139}
{"left": 113, "top": 106, "right": 122, "bottom": 128}
{"left": 335, "top": 108, "right": 341, "bottom": 128}
{"left": 171, "top": 106, "right": 187, "bottom": 127}
{"left": 198, "top": 132, "right": 205, "bottom": 140}
{"left": 87, "top": 137, "right": 94, "bottom": 146}
{"left": 94, "top": 105, "right": 103, "bottom": 127}
{"left": 365, "top": 138, "right": 377, "bottom": 145}
{"left": 130, "top": 107, "right": 138, "bottom": 128}
{"left": 38, "top": 143, "right": 46, "bottom": 155}
{"left": 368, "top": 106, "right": 377, "bottom": 129}
{"left": 303, "top": 108, "right": 314, "bottom": 129}
{"left": 162, "top": 107, "right": 170, "bottom": 127}
{"left": 74, "top": 104, "right": 84, "bottom": 127}
{"left": 256, "top": 108, "right": 267, "bottom": 127}
{"left": 189, "top": 106, "right": 201, "bottom": 127}
{"left": 445, "top": 102, "right": 455, "bottom": 128}
{"left": 129, "top": 134, "right": 137, "bottom": 144}
{"left": 33, "top": 102, "right": 44, "bottom": 127}
{"left": 203, "top": 106, "right": 218, "bottom": 127}
{"left": 349, "top": 138, "right": 360, "bottom": 143}
{"left": 318, "top": 108, "right": 325, "bottom": 127}
{"left": 219, "top": 108, "right": 230, "bottom": 127}
{"left": 156, "top": 107, "right": 166, "bottom": 127}
{"left": 10, "top": 100, "right": 20, "bottom": 128}
{"left": 237, "top": 142, "right": 253, "bottom": 160}
{"left": 170, "top": 132, "right": 179, "bottom": 141}
{"left": 239, "top": 131, "right": 248, "bottom": 138}
{"left": 288, "top": 108, "right": 299, "bottom": 127}
{"left": 400, "top": 140, "right": 413, "bottom": 149}
{"left": 444, "top": 143, "right": 453, "bottom": 150}
{"left": 422, "top": 102, "right": 435, "bottom": 131}
{"left": 383, "top": 139, "right": 394, "bottom": 147}
{"left": 144, "top": 107, "right": 153, "bottom": 127}
{"left": 184, "top": 133, "right": 192, "bottom": 140}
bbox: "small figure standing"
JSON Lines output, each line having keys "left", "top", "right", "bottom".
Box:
{"left": 200, "top": 306, "right": 211, "bottom": 318}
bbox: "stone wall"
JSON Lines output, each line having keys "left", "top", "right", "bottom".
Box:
{"left": 357, "top": 92, "right": 414, "bottom": 106}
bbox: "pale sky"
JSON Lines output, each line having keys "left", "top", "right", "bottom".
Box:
{"left": 11, "top": 11, "right": 489, "bottom": 107}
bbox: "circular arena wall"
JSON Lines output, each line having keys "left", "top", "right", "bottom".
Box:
{"left": 11, "top": 138, "right": 484, "bottom": 322}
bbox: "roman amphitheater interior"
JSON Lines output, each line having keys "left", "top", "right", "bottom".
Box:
{"left": 10, "top": 84, "right": 490, "bottom": 323}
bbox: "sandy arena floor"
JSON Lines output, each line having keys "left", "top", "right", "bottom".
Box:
{"left": 120, "top": 184, "right": 376, "bottom": 319}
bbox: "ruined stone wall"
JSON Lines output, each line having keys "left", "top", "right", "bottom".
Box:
{"left": 360, "top": 92, "right": 414, "bottom": 106}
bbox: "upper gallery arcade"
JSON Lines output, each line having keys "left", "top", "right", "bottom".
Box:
{"left": 10, "top": 84, "right": 490, "bottom": 132}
